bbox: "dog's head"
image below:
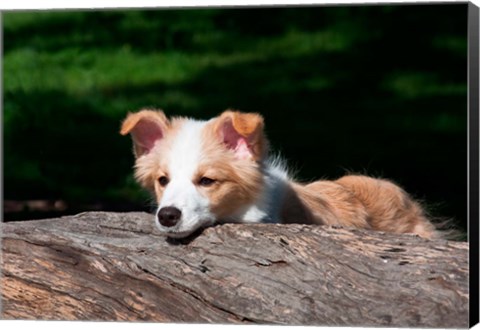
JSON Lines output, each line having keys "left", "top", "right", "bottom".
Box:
{"left": 121, "top": 109, "right": 268, "bottom": 238}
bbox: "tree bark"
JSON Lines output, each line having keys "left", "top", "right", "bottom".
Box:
{"left": 1, "top": 211, "right": 469, "bottom": 327}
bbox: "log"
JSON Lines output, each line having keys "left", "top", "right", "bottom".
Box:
{"left": 1, "top": 211, "right": 469, "bottom": 327}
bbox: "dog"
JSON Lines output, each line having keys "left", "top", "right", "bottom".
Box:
{"left": 121, "top": 109, "right": 440, "bottom": 239}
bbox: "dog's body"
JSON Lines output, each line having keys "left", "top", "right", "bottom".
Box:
{"left": 121, "top": 109, "right": 439, "bottom": 239}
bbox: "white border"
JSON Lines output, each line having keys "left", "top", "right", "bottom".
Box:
{"left": 0, "top": 321, "right": 443, "bottom": 330}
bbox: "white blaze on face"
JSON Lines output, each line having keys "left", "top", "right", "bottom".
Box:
{"left": 155, "top": 120, "right": 216, "bottom": 238}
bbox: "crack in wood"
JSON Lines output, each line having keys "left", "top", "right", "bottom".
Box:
{"left": 133, "top": 263, "right": 255, "bottom": 323}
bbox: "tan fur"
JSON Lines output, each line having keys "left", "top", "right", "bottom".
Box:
{"left": 214, "top": 110, "right": 268, "bottom": 161}
{"left": 334, "top": 175, "right": 438, "bottom": 238}
{"left": 200, "top": 119, "right": 264, "bottom": 219}
{"left": 128, "top": 114, "right": 186, "bottom": 193}
{"left": 282, "top": 180, "right": 371, "bottom": 228}
{"left": 120, "top": 109, "right": 170, "bottom": 157}
{"left": 120, "top": 109, "right": 168, "bottom": 136}
{"left": 281, "top": 175, "right": 439, "bottom": 239}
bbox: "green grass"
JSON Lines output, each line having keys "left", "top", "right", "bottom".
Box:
{"left": 4, "top": 28, "right": 357, "bottom": 95}
{"left": 384, "top": 72, "right": 467, "bottom": 100}
{"left": 4, "top": 48, "right": 199, "bottom": 95}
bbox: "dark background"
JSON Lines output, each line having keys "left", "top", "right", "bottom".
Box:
{"left": 3, "top": 4, "right": 468, "bottom": 233}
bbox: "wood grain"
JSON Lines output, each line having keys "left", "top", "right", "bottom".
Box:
{"left": 1, "top": 212, "right": 469, "bottom": 327}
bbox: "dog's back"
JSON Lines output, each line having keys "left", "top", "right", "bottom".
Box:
{"left": 281, "top": 175, "right": 439, "bottom": 239}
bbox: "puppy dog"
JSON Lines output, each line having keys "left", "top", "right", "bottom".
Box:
{"left": 121, "top": 109, "right": 439, "bottom": 239}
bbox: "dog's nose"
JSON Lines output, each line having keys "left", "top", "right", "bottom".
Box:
{"left": 157, "top": 207, "right": 182, "bottom": 227}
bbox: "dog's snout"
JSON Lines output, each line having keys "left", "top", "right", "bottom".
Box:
{"left": 157, "top": 206, "right": 182, "bottom": 227}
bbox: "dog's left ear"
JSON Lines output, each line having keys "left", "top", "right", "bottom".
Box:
{"left": 215, "top": 110, "right": 268, "bottom": 161}
{"left": 120, "top": 109, "right": 169, "bottom": 157}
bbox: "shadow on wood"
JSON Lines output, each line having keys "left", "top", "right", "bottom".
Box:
{"left": 0, "top": 211, "right": 469, "bottom": 327}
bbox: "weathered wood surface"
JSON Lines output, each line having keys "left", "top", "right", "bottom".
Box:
{"left": 1, "top": 211, "right": 469, "bottom": 327}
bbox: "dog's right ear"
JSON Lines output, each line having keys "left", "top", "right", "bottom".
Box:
{"left": 120, "top": 110, "right": 169, "bottom": 157}
{"left": 214, "top": 110, "right": 267, "bottom": 162}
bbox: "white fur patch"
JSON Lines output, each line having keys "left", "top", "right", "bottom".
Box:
{"left": 155, "top": 120, "right": 216, "bottom": 238}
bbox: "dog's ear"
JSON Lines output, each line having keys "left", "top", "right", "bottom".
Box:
{"left": 215, "top": 110, "right": 268, "bottom": 161}
{"left": 120, "top": 109, "right": 169, "bottom": 157}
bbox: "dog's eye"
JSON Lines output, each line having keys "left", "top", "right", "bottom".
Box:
{"left": 198, "top": 177, "right": 216, "bottom": 187}
{"left": 158, "top": 176, "right": 169, "bottom": 187}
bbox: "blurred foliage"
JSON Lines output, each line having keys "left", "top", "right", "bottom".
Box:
{"left": 3, "top": 5, "right": 468, "bottom": 230}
